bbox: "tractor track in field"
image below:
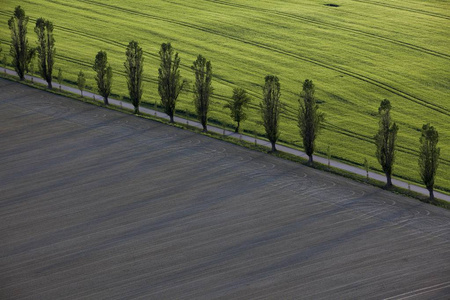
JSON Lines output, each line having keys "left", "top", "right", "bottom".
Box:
{"left": 70, "top": 0, "right": 450, "bottom": 118}
{"left": 350, "top": 0, "right": 450, "bottom": 21}
{"left": 202, "top": 0, "right": 450, "bottom": 60}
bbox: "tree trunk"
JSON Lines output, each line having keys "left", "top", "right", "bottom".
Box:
{"left": 134, "top": 106, "right": 139, "bottom": 115}
{"left": 48, "top": 82, "right": 52, "bottom": 89}
{"left": 385, "top": 173, "right": 392, "bottom": 188}
{"left": 104, "top": 97, "right": 109, "bottom": 105}
{"left": 201, "top": 116, "right": 207, "bottom": 132}
{"left": 18, "top": 67, "right": 25, "bottom": 81}
{"left": 271, "top": 141, "right": 277, "bottom": 152}
{"left": 235, "top": 122, "right": 240, "bottom": 133}
{"left": 308, "top": 155, "right": 314, "bottom": 166}
{"left": 81, "top": 91, "right": 83, "bottom": 97}
{"left": 428, "top": 188, "right": 434, "bottom": 202}
{"left": 170, "top": 114, "right": 174, "bottom": 123}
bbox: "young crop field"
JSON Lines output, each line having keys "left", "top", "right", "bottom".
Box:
{"left": 1, "top": 0, "right": 449, "bottom": 192}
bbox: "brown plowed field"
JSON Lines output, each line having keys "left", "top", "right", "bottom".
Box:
{"left": 1, "top": 78, "right": 449, "bottom": 299}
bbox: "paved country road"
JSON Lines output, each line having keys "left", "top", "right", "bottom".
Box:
{"left": 1, "top": 78, "right": 450, "bottom": 299}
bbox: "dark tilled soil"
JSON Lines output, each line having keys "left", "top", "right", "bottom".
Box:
{"left": 1, "top": 78, "right": 449, "bottom": 299}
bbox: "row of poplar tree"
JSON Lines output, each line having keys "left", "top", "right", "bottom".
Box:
{"left": 5, "top": 6, "right": 441, "bottom": 201}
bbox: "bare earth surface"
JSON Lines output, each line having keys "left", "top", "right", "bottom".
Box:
{"left": 1, "top": 78, "right": 450, "bottom": 299}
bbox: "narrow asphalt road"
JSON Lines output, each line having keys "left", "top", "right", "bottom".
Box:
{"left": 1, "top": 67, "right": 448, "bottom": 202}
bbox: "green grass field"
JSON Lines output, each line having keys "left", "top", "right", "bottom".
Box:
{"left": 1, "top": 0, "right": 449, "bottom": 192}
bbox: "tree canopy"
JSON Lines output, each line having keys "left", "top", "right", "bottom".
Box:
{"left": 418, "top": 123, "right": 440, "bottom": 201}
{"left": 374, "top": 99, "right": 399, "bottom": 188}
{"left": 260, "top": 75, "right": 281, "bottom": 152}
{"left": 35, "top": 17, "right": 55, "bottom": 88}
{"left": 125, "top": 40, "right": 144, "bottom": 114}
{"left": 192, "top": 54, "right": 213, "bottom": 132}
{"left": 298, "top": 79, "right": 324, "bottom": 165}
{"left": 224, "top": 88, "right": 251, "bottom": 133}
{"left": 158, "top": 43, "right": 186, "bottom": 122}
{"left": 93, "top": 50, "right": 112, "bottom": 105}
{"left": 8, "top": 6, "right": 34, "bottom": 80}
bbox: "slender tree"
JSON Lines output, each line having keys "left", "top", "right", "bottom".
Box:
{"left": 93, "top": 50, "right": 112, "bottom": 105}
{"left": 158, "top": 43, "right": 186, "bottom": 122}
{"left": 224, "top": 88, "right": 251, "bottom": 133}
{"left": 77, "top": 70, "right": 86, "bottom": 97}
{"left": 374, "top": 99, "right": 399, "bottom": 188}
{"left": 297, "top": 79, "right": 325, "bottom": 165}
{"left": 124, "top": 40, "right": 144, "bottom": 114}
{"left": 34, "top": 18, "right": 55, "bottom": 89}
{"left": 191, "top": 54, "right": 213, "bottom": 131}
{"left": 418, "top": 124, "right": 440, "bottom": 201}
{"left": 8, "top": 6, "right": 34, "bottom": 80}
{"left": 260, "top": 75, "right": 281, "bottom": 152}
{"left": 57, "top": 68, "right": 63, "bottom": 90}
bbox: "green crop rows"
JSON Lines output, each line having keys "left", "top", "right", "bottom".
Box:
{"left": 1, "top": 0, "right": 449, "bottom": 192}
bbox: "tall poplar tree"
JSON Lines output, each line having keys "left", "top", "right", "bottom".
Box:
{"left": 8, "top": 6, "right": 34, "bottom": 80}
{"left": 158, "top": 43, "right": 186, "bottom": 123}
{"left": 124, "top": 40, "right": 144, "bottom": 114}
{"left": 260, "top": 75, "right": 281, "bottom": 152}
{"left": 418, "top": 124, "right": 440, "bottom": 201}
{"left": 298, "top": 79, "right": 325, "bottom": 165}
{"left": 192, "top": 55, "right": 213, "bottom": 132}
{"left": 374, "top": 99, "right": 399, "bottom": 188}
{"left": 35, "top": 17, "right": 55, "bottom": 89}
{"left": 93, "top": 50, "right": 112, "bottom": 105}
